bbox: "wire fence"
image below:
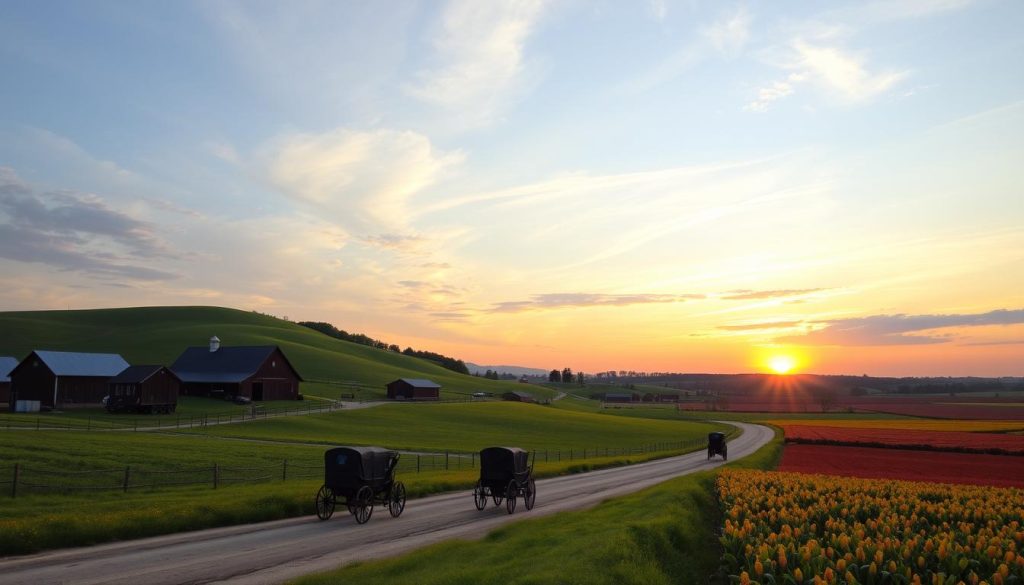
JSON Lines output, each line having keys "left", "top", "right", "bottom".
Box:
{"left": 0, "top": 437, "right": 714, "bottom": 498}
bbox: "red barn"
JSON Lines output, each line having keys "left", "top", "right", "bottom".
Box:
{"left": 0, "top": 356, "right": 17, "bottom": 408}
{"left": 106, "top": 365, "right": 180, "bottom": 413}
{"left": 9, "top": 350, "right": 129, "bottom": 409}
{"left": 386, "top": 378, "right": 440, "bottom": 400}
{"left": 170, "top": 337, "right": 302, "bottom": 401}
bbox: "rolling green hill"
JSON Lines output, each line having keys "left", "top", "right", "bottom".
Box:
{"left": 0, "top": 306, "right": 549, "bottom": 401}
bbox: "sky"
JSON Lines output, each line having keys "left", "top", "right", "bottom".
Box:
{"left": 0, "top": 0, "right": 1022, "bottom": 377}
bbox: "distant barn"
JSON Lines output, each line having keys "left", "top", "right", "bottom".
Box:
{"left": 386, "top": 378, "right": 440, "bottom": 401}
{"left": 502, "top": 391, "right": 535, "bottom": 403}
{"left": 107, "top": 365, "right": 180, "bottom": 413}
{"left": 0, "top": 356, "right": 17, "bottom": 408}
{"left": 603, "top": 392, "right": 638, "bottom": 403}
{"left": 9, "top": 350, "right": 129, "bottom": 409}
{"left": 170, "top": 336, "right": 302, "bottom": 401}
{"left": 656, "top": 393, "right": 680, "bottom": 403}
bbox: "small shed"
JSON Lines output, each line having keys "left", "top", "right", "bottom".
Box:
{"left": 170, "top": 337, "right": 303, "bottom": 401}
{"left": 9, "top": 350, "right": 130, "bottom": 409}
{"left": 107, "top": 365, "right": 181, "bottom": 413}
{"left": 386, "top": 378, "right": 440, "bottom": 401}
{"left": 604, "top": 392, "right": 638, "bottom": 403}
{"left": 502, "top": 391, "right": 535, "bottom": 403}
{"left": 656, "top": 393, "right": 680, "bottom": 403}
{"left": 0, "top": 356, "right": 17, "bottom": 408}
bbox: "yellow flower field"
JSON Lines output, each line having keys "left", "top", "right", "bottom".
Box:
{"left": 764, "top": 420, "right": 1024, "bottom": 433}
{"left": 717, "top": 469, "right": 1024, "bottom": 585}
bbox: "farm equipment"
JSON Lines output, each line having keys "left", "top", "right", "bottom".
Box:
{"left": 708, "top": 431, "right": 728, "bottom": 460}
{"left": 315, "top": 446, "right": 406, "bottom": 524}
{"left": 473, "top": 446, "right": 536, "bottom": 514}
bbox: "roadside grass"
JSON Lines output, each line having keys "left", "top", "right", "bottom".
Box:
{"left": 0, "top": 442, "right": 714, "bottom": 556}
{"left": 0, "top": 306, "right": 555, "bottom": 402}
{"left": 190, "top": 401, "right": 730, "bottom": 452}
{"left": 293, "top": 429, "right": 783, "bottom": 585}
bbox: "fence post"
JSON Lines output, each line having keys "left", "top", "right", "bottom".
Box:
{"left": 214, "top": 464, "right": 219, "bottom": 489}
{"left": 87, "top": 417, "right": 91, "bottom": 431}
{"left": 123, "top": 466, "right": 130, "bottom": 492}
{"left": 445, "top": 451, "right": 449, "bottom": 470}
{"left": 134, "top": 419, "right": 137, "bottom": 432}
{"left": 12, "top": 463, "right": 19, "bottom": 498}
{"left": 417, "top": 454, "right": 421, "bottom": 473}
{"left": 283, "top": 459, "right": 288, "bottom": 481}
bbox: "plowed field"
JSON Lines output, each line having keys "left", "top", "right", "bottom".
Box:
{"left": 779, "top": 424, "right": 1024, "bottom": 454}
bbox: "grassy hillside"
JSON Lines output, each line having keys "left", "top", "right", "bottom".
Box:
{"left": 0, "top": 306, "right": 550, "bottom": 401}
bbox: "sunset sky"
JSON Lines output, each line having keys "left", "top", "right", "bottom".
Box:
{"left": 1, "top": 1, "right": 1022, "bottom": 376}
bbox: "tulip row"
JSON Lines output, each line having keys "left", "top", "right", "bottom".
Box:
{"left": 717, "top": 469, "right": 1024, "bottom": 585}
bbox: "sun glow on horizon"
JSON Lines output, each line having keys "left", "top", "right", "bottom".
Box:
{"left": 768, "top": 354, "right": 797, "bottom": 375}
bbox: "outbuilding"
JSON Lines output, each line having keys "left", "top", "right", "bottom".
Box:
{"left": 170, "top": 337, "right": 303, "bottom": 401}
{"left": 386, "top": 378, "right": 440, "bottom": 401}
{"left": 9, "top": 350, "right": 130, "bottom": 409}
{"left": 0, "top": 356, "right": 17, "bottom": 408}
{"left": 502, "top": 391, "right": 535, "bottom": 403}
{"left": 603, "top": 392, "right": 638, "bottom": 403}
{"left": 106, "top": 365, "right": 180, "bottom": 413}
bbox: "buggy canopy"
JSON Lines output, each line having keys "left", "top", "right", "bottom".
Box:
{"left": 324, "top": 446, "right": 399, "bottom": 482}
{"left": 480, "top": 447, "right": 529, "bottom": 480}
{"left": 708, "top": 432, "right": 726, "bottom": 444}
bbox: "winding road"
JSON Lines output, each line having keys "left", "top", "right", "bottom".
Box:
{"left": 0, "top": 422, "right": 773, "bottom": 585}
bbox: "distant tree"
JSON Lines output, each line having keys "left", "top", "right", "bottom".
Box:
{"left": 388, "top": 344, "right": 401, "bottom": 353}
{"left": 549, "top": 369, "right": 562, "bottom": 383}
{"left": 562, "top": 368, "right": 574, "bottom": 385}
{"left": 577, "top": 371, "right": 586, "bottom": 386}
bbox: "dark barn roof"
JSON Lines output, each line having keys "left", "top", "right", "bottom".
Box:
{"left": 391, "top": 378, "right": 440, "bottom": 389}
{"left": 0, "top": 356, "right": 17, "bottom": 383}
{"left": 108, "top": 365, "right": 176, "bottom": 384}
{"left": 21, "top": 351, "right": 129, "bottom": 378}
{"left": 503, "top": 391, "right": 534, "bottom": 401}
{"left": 171, "top": 345, "right": 303, "bottom": 383}
{"left": 605, "top": 393, "right": 635, "bottom": 400}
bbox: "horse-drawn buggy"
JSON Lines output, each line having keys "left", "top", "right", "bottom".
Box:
{"left": 315, "top": 446, "right": 406, "bottom": 524}
{"left": 473, "top": 446, "right": 536, "bottom": 514}
{"left": 707, "top": 431, "right": 728, "bottom": 461}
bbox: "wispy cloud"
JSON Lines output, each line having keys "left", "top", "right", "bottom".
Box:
{"left": 406, "top": 0, "right": 545, "bottom": 124}
{"left": 266, "top": 128, "right": 463, "bottom": 234}
{"left": 778, "top": 309, "right": 1024, "bottom": 346}
{"left": 491, "top": 293, "right": 704, "bottom": 313}
{"left": 720, "top": 288, "right": 823, "bottom": 300}
{"left": 718, "top": 320, "right": 803, "bottom": 331}
{"left": 702, "top": 6, "right": 752, "bottom": 58}
{"left": 0, "top": 167, "right": 177, "bottom": 280}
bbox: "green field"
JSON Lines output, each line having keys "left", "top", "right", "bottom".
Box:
{"left": 0, "top": 306, "right": 555, "bottom": 402}
{"left": 294, "top": 429, "right": 783, "bottom": 585}
{"left": 190, "top": 401, "right": 728, "bottom": 452}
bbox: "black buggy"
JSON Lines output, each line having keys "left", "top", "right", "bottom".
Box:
{"left": 708, "top": 431, "right": 728, "bottom": 461}
{"left": 315, "top": 446, "right": 406, "bottom": 524}
{"left": 473, "top": 447, "right": 536, "bottom": 514}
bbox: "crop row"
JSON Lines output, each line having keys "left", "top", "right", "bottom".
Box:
{"left": 779, "top": 426, "right": 1024, "bottom": 456}
{"left": 767, "top": 421, "right": 1024, "bottom": 433}
{"left": 717, "top": 469, "right": 1024, "bottom": 585}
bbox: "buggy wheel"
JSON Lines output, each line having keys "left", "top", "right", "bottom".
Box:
{"left": 707, "top": 448, "right": 713, "bottom": 460}
{"left": 722, "top": 446, "right": 728, "bottom": 461}
{"left": 492, "top": 491, "right": 504, "bottom": 507}
{"left": 524, "top": 477, "right": 536, "bottom": 511}
{"left": 354, "top": 485, "right": 374, "bottom": 524}
{"left": 505, "top": 481, "right": 517, "bottom": 515}
{"left": 389, "top": 482, "right": 407, "bottom": 518}
{"left": 473, "top": 481, "right": 487, "bottom": 511}
{"left": 315, "top": 485, "right": 335, "bottom": 521}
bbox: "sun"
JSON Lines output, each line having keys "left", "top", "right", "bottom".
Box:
{"left": 768, "top": 355, "right": 797, "bottom": 375}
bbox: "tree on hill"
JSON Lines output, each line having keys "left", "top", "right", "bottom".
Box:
{"left": 562, "top": 368, "right": 574, "bottom": 384}
{"left": 297, "top": 321, "right": 469, "bottom": 374}
{"left": 549, "top": 369, "right": 562, "bottom": 383}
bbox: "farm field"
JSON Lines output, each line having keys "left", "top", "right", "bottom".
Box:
{"left": 779, "top": 424, "right": 1024, "bottom": 454}
{"left": 769, "top": 418, "right": 1024, "bottom": 432}
{"left": 717, "top": 469, "right": 1024, "bottom": 585}
{"left": 191, "top": 401, "right": 728, "bottom": 452}
{"left": 680, "top": 395, "right": 1024, "bottom": 419}
{"left": 778, "top": 443, "right": 1024, "bottom": 487}
{"left": 0, "top": 306, "right": 554, "bottom": 401}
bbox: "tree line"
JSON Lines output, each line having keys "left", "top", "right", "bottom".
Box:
{"left": 548, "top": 367, "right": 586, "bottom": 385}
{"left": 298, "top": 321, "right": 469, "bottom": 375}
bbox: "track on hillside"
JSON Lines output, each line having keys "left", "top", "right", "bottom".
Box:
{"left": 0, "top": 422, "right": 773, "bottom": 585}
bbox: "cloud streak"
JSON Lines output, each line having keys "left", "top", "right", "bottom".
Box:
{"left": 779, "top": 309, "right": 1024, "bottom": 346}
{"left": 718, "top": 320, "right": 803, "bottom": 331}
{"left": 491, "top": 292, "right": 704, "bottom": 313}
{"left": 720, "top": 288, "right": 823, "bottom": 300}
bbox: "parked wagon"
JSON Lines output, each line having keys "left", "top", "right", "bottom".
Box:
{"left": 315, "top": 446, "right": 406, "bottom": 524}
{"left": 473, "top": 446, "right": 536, "bottom": 514}
{"left": 708, "top": 431, "right": 728, "bottom": 460}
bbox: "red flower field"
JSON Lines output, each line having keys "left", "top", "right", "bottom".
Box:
{"left": 778, "top": 444, "right": 1024, "bottom": 487}
{"left": 780, "top": 424, "right": 1024, "bottom": 454}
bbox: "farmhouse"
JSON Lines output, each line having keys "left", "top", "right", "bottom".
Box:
{"left": 502, "top": 391, "right": 535, "bottom": 403}
{"left": 0, "top": 356, "right": 17, "bottom": 408}
{"left": 386, "top": 378, "right": 440, "bottom": 401}
{"left": 604, "top": 392, "right": 638, "bottom": 403}
{"left": 107, "top": 365, "right": 180, "bottom": 413}
{"left": 9, "top": 350, "right": 130, "bottom": 409}
{"left": 170, "top": 337, "right": 302, "bottom": 401}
